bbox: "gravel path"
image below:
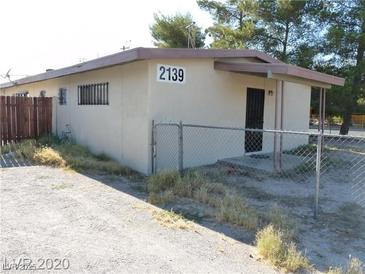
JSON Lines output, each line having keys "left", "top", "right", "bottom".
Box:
{"left": 0, "top": 166, "right": 279, "bottom": 274}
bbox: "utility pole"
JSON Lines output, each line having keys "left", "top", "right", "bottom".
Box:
{"left": 186, "top": 22, "right": 196, "bottom": 48}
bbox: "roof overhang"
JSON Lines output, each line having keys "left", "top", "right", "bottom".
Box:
{"left": 214, "top": 61, "right": 345, "bottom": 88}
{"left": 0, "top": 47, "right": 281, "bottom": 89}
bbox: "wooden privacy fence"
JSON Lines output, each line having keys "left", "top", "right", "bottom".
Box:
{"left": 0, "top": 96, "right": 52, "bottom": 146}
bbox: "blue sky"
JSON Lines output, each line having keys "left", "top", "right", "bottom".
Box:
{"left": 0, "top": 0, "right": 213, "bottom": 80}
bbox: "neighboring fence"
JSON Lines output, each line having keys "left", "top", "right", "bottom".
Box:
{"left": 152, "top": 122, "right": 365, "bottom": 216}
{"left": 352, "top": 114, "right": 365, "bottom": 128}
{"left": 0, "top": 96, "right": 52, "bottom": 146}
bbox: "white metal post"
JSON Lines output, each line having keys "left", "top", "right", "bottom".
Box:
{"left": 151, "top": 120, "right": 156, "bottom": 174}
{"left": 178, "top": 121, "right": 184, "bottom": 173}
{"left": 314, "top": 88, "right": 324, "bottom": 218}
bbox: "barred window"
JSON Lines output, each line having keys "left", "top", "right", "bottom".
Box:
{"left": 59, "top": 88, "right": 67, "bottom": 105}
{"left": 77, "top": 83, "right": 109, "bottom": 105}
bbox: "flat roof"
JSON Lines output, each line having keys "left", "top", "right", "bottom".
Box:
{"left": 214, "top": 61, "right": 345, "bottom": 87}
{"left": 0, "top": 47, "right": 344, "bottom": 88}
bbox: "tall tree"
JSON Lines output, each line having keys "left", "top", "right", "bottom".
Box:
{"left": 150, "top": 13, "right": 205, "bottom": 48}
{"left": 197, "top": 0, "right": 317, "bottom": 63}
{"left": 316, "top": 0, "right": 365, "bottom": 134}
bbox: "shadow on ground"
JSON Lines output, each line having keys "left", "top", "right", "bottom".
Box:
{"left": 0, "top": 153, "right": 31, "bottom": 168}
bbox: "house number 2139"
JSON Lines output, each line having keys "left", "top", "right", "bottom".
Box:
{"left": 157, "top": 64, "right": 185, "bottom": 84}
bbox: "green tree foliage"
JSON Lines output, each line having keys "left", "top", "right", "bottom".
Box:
{"left": 197, "top": 0, "right": 364, "bottom": 135}
{"left": 150, "top": 13, "right": 206, "bottom": 48}
{"left": 196, "top": 0, "right": 257, "bottom": 49}
{"left": 315, "top": 0, "right": 365, "bottom": 134}
{"left": 197, "top": 0, "right": 317, "bottom": 63}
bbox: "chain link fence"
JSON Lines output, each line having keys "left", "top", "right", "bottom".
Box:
{"left": 152, "top": 122, "right": 365, "bottom": 215}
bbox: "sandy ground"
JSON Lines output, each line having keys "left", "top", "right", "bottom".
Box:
{"left": 198, "top": 153, "right": 365, "bottom": 272}
{"left": 0, "top": 166, "right": 279, "bottom": 274}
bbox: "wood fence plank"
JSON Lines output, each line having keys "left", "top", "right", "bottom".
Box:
{"left": 0, "top": 96, "right": 52, "bottom": 146}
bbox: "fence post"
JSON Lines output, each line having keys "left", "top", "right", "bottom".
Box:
{"left": 314, "top": 132, "right": 322, "bottom": 219}
{"left": 151, "top": 120, "right": 156, "bottom": 174}
{"left": 178, "top": 121, "right": 184, "bottom": 173}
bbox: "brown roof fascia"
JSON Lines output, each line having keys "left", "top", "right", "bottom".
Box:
{"left": 0, "top": 47, "right": 281, "bottom": 89}
{"left": 214, "top": 61, "right": 345, "bottom": 87}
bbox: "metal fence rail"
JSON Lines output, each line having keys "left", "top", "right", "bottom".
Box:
{"left": 152, "top": 121, "right": 365, "bottom": 217}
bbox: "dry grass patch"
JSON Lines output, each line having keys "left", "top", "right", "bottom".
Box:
{"left": 256, "top": 225, "right": 309, "bottom": 272}
{"left": 147, "top": 170, "right": 309, "bottom": 271}
{"left": 265, "top": 205, "right": 297, "bottom": 241}
{"left": 327, "top": 257, "right": 364, "bottom": 274}
{"left": 1, "top": 135, "right": 133, "bottom": 176}
{"left": 148, "top": 190, "right": 175, "bottom": 205}
{"left": 147, "top": 170, "right": 259, "bottom": 230}
{"left": 51, "top": 183, "right": 72, "bottom": 190}
{"left": 33, "top": 147, "right": 66, "bottom": 167}
{"left": 147, "top": 171, "right": 180, "bottom": 194}
{"left": 152, "top": 209, "right": 193, "bottom": 230}
{"left": 216, "top": 194, "right": 258, "bottom": 231}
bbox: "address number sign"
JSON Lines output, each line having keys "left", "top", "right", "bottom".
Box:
{"left": 157, "top": 64, "right": 185, "bottom": 84}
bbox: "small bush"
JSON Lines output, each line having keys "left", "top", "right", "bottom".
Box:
{"left": 256, "top": 225, "right": 286, "bottom": 265}
{"left": 256, "top": 225, "right": 309, "bottom": 272}
{"left": 33, "top": 147, "right": 66, "bottom": 167}
{"left": 284, "top": 242, "right": 310, "bottom": 272}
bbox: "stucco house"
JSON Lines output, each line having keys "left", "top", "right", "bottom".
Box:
{"left": 0, "top": 47, "right": 344, "bottom": 174}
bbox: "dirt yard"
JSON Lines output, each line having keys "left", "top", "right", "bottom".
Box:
{"left": 194, "top": 160, "right": 365, "bottom": 272}
{"left": 0, "top": 166, "right": 279, "bottom": 274}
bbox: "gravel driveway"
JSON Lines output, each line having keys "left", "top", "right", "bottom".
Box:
{"left": 0, "top": 166, "right": 278, "bottom": 274}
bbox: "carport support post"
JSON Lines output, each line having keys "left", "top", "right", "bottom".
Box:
{"left": 178, "top": 121, "right": 184, "bottom": 173}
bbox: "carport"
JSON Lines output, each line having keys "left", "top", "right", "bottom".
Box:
{"left": 214, "top": 61, "right": 345, "bottom": 171}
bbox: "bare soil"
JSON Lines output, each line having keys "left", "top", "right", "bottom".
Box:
{"left": 0, "top": 166, "right": 279, "bottom": 274}
{"left": 194, "top": 152, "right": 365, "bottom": 272}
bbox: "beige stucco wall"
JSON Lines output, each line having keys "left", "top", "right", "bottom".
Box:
{"left": 146, "top": 59, "right": 311, "bottom": 172}
{"left": 1, "top": 61, "right": 150, "bottom": 174}
{"left": 0, "top": 57, "right": 311, "bottom": 175}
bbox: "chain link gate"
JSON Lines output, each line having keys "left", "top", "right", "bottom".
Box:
{"left": 151, "top": 121, "right": 365, "bottom": 217}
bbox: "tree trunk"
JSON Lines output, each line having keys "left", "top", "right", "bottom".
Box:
{"left": 282, "top": 21, "right": 290, "bottom": 62}
{"left": 340, "top": 5, "right": 365, "bottom": 136}
{"left": 340, "top": 111, "right": 352, "bottom": 135}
